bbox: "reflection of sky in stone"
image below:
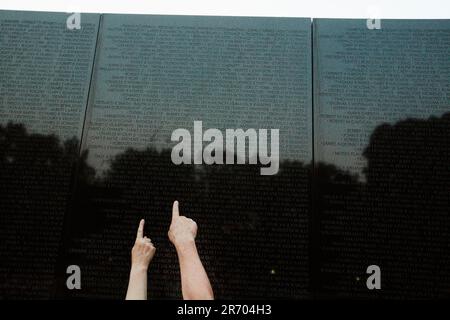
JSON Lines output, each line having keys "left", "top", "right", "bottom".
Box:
{"left": 0, "top": 11, "right": 99, "bottom": 142}
{"left": 315, "top": 19, "right": 450, "bottom": 180}
{"left": 4, "top": 13, "right": 449, "bottom": 180}
{"left": 83, "top": 15, "right": 312, "bottom": 173}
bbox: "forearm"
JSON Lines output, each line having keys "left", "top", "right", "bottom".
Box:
{"left": 176, "top": 241, "right": 214, "bottom": 300}
{"left": 125, "top": 266, "right": 148, "bottom": 300}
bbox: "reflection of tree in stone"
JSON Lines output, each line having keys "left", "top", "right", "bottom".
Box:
{"left": 1, "top": 112, "right": 449, "bottom": 299}
{"left": 191, "top": 159, "right": 311, "bottom": 298}
{"left": 0, "top": 122, "right": 80, "bottom": 299}
{"left": 317, "top": 112, "right": 450, "bottom": 298}
{"left": 67, "top": 147, "right": 311, "bottom": 299}
{"left": 362, "top": 113, "right": 450, "bottom": 297}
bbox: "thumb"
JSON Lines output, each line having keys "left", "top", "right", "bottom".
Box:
{"left": 172, "top": 200, "right": 180, "bottom": 222}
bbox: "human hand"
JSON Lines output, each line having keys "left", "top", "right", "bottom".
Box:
{"left": 131, "top": 219, "right": 156, "bottom": 271}
{"left": 168, "top": 201, "right": 198, "bottom": 250}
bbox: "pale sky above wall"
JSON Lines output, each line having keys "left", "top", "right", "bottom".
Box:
{"left": 1, "top": 0, "right": 449, "bottom": 19}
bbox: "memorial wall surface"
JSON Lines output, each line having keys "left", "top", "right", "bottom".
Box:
{"left": 60, "top": 14, "right": 312, "bottom": 299}
{"left": 0, "top": 11, "right": 449, "bottom": 299}
{"left": 0, "top": 10, "right": 99, "bottom": 299}
{"left": 314, "top": 19, "right": 450, "bottom": 298}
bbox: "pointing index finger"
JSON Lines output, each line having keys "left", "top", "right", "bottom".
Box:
{"left": 172, "top": 200, "right": 180, "bottom": 222}
{"left": 137, "top": 219, "right": 145, "bottom": 239}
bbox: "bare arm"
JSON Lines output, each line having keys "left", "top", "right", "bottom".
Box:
{"left": 168, "top": 201, "right": 214, "bottom": 300}
{"left": 125, "top": 219, "right": 156, "bottom": 300}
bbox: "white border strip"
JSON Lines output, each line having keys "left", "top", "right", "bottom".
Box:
{"left": 0, "top": 0, "right": 449, "bottom": 19}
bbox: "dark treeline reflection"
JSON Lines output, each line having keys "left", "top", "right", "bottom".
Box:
{"left": 317, "top": 113, "right": 450, "bottom": 298}
{"left": 61, "top": 146, "right": 311, "bottom": 299}
{"left": 0, "top": 112, "right": 449, "bottom": 299}
{"left": 0, "top": 123, "right": 79, "bottom": 299}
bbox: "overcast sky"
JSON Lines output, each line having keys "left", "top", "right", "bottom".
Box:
{"left": 1, "top": 0, "right": 450, "bottom": 18}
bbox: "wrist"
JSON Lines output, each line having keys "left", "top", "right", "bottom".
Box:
{"left": 130, "top": 264, "right": 148, "bottom": 274}
{"left": 174, "top": 238, "right": 196, "bottom": 255}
